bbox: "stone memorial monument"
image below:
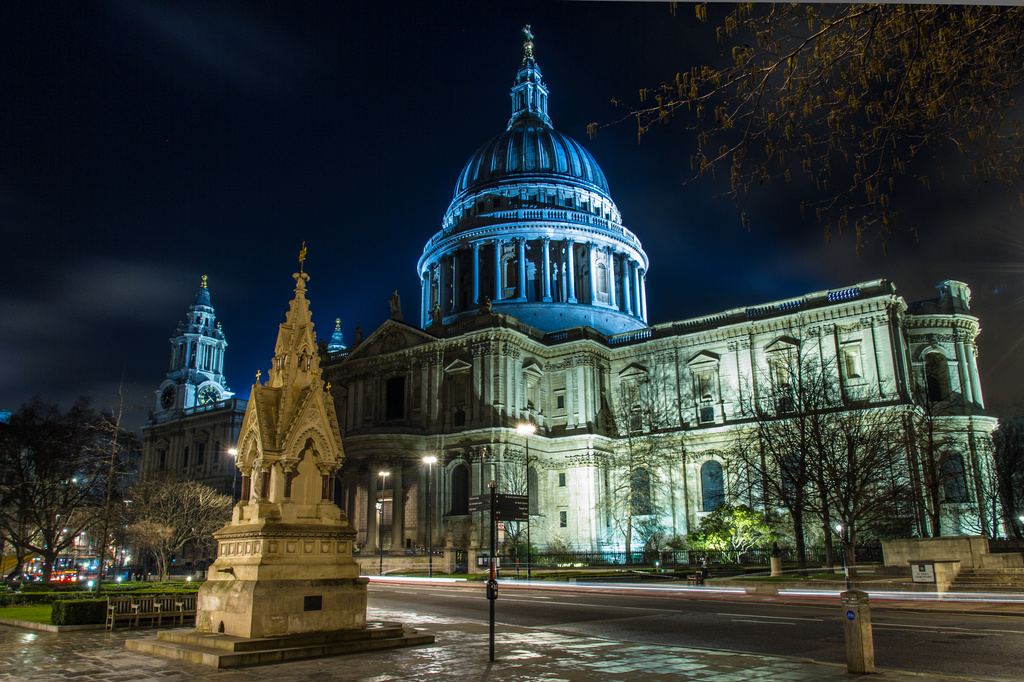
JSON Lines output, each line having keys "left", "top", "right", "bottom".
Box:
{"left": 128, "top": 247, "right": 432, "bottom": 667}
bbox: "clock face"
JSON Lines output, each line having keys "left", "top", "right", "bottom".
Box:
{"left": 160, "top": 386, "right": 175, "bottom": 410}
{"left": 198, "top": 385, "right": 220, "bottom": 406}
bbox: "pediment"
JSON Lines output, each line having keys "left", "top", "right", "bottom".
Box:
{"left": 341, "top": 319, "right": 438, "bottom": 362}
{"left": 764, "top": 336, "right": 800, "bottom": 354}
{"left": 444, "top": 358, "right": 472, "bottom": 374}
{"left": 618, "top": 363, "right": 649, "bottom": 381}
{"left": 522, "top": 359, "right": 543, "bottom": 378}
{"left": 687, "top": 350, "right": 721, "bottom": 367}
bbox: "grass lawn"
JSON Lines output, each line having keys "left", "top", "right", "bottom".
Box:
{"left": 0, "top": 605, "right": 52, "bottom": 623}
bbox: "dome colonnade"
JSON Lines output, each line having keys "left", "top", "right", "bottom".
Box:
{"left": 417, "top": 27, "right": 649, "bottom": 335}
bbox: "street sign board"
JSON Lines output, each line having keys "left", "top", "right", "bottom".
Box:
{"left": 494, "top": 494, "right": 528, "bottom": 521}
{"left": 468, "top": 494, "right": 490, "bottom": 512}
{"left": 910, "top": 562, "right": 936, "bottom": 583}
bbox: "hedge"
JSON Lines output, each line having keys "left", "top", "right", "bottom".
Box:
{"left": 52, "top": 599, "right": 107, "bottom": 626}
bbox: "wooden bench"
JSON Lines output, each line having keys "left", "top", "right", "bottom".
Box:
{"left": 171, "top": 594, "right": 197, "bottom": 626}
{"left": 106, "top": 594, "right": 197, "bottom": 629}
{"left": 105, "top": 596, "right": 135, "bottom": 630}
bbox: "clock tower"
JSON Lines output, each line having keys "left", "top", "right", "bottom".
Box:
{"left": 142, "top": 275, "right": 247, "bottom": 506}
{"left": 156, "top": 275, "right": 234, "bottom": 415}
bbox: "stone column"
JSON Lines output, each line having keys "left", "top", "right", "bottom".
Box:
{"left": 541, "top": 238, "right": 552, "bottom": 302}
{"left": 588, "top": 243, "right": 597, "bottom": 304}
{"left": 391, "top": 464, "right": 405, "bottom": 552}
{"left": 493, "top": 239, "right": 502, "bottom": 301}
{"left": 517, "top": 237, "right": 527, "bottom": 301}
{"left": 566, "top": 240, "right": 577, "bottom": 303}
{"left": 366, "top": 472, "right": 379, "bottom": 553}
{"left": 639, "top": 268, "right": 648, "bottom": 322}
{"left": 607, "top": 248, "right": 617, "bottom": 309}
{"left": 451, "top": 250, "right": 460, "bottom": 313}
{"left": 968, "top": 344, "right": 985, "bottom": 408}
{"left": 955, "top": 341, "right": 974, "bottom": 406}
{"left": 623, "top": 259, "right": 633, "bottom": 314}
{"left": 472, "top": 242, "right": 480, "bottom": 307}
{"left": 421, "top": 271, "right": 430, "bottom": 328}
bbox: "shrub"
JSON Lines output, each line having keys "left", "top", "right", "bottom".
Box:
{"left": 52, "top": 599, "right": 107, "bottom": 626}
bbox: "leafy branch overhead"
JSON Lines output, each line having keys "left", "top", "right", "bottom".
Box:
{"left": 594, "top": 4, "right": 1024, "bottom": 253}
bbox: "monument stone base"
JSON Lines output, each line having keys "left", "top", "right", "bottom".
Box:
{"left": 126, "top": 621, "right": 434, "bottom": 668}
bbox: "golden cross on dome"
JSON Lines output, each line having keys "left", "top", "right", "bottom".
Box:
{"left": 325, "top": 382, "right": 332, "bottom": 391}
{"left": 201, "top": 274, "right": 208, "bottom": 289}
{"left": 255, "top": 369, "right": 261, "bottom": 381}
{"left": 298, "top": 241, "right": 307, "bottom": 272}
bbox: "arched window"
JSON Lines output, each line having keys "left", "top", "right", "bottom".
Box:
{"left": 630, "top": 467, "right": 653, "bottom": 515}
{"left": 701, "top": 460, "right": 725, "bottom": 511}
{"left": 942, "top": 453, "right": 968, "bottom": 503}
{"left": 451, "top": 465, "right": 470, "bottom": 515}
{"left": 528, "top": 466, "right": 538, "bottom": 515}
{"left": 925, "top": 353, "right": 951, "bottom": 403}
{"left": 596, "top": 261, "right": 609, "bottom": 296}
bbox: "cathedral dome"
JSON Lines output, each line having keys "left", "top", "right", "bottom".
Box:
{"left": 418, "top": 28, "right": 649, "bottom": 336}
{"left": 453, "top": 123, "right": 611, "bottom": 200}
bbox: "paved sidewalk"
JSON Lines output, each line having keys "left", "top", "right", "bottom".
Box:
{"left": 0, "top": 607, "right": 971, "bottom": 681}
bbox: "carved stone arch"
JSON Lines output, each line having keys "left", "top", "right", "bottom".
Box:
{"left": 916, "top": 344, "right": 950, "bottom": 362}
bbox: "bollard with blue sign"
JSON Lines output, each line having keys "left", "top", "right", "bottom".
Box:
{"left": 840, "top": 590, "right": 875, "bottom": 674}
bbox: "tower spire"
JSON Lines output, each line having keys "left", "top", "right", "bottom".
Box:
{"left": 508, "top": 24, "right": 552, "bottom": 129}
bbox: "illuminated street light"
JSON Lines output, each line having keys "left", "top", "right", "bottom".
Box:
{"left": 378, "top": 471, "right": 390, "bottom": 576}
{"left": 423, "top": 456, "right": 437, "bottom": 578}
{"left": 228, "top": 448, "right": 239, "bottom": 500}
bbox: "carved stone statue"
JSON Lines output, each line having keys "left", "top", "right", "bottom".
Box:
{"left": 388, "top": 290, "right": 403, "bottom": 321}
{"left": 353, "top": 323, "right": 363, "bottom": 344}
{"left": 429, "top": 303, "right": 443, "bottom": 327}
{"left": 478, "top": 295, "right": 493, "bottom": 314}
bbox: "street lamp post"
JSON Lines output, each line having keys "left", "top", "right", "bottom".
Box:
{"left": 227, "top": 448, "right": 238, "bottom": 501}
{"left": 516, "top": 422, "right": 536, "bottom": 581}
{"left": 423, "top": 456, "right": 437, "bottom": 578}
{"left": 378, "top": 471, "right": 389, "bottom": 576}
{"left": 836, "top": 523, "right": 851, "bottom": 591}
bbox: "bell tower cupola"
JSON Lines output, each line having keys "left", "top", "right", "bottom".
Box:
{"left": 156, "top": 275, "right": 234, "bottom": 415}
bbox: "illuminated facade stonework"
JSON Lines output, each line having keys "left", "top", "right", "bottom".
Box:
{"left": 321, "top": 35, "right": 998, "bottom": 562}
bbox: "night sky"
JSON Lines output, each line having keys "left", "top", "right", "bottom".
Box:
{"left": 3, "top": 1, "right": 1023, "bottom": 431}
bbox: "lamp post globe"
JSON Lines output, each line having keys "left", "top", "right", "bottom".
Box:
{"left": 423, "top": 456, "right": 437, "bottom": 578}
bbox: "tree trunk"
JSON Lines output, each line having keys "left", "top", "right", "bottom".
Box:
{"left": 792, "top": 507, "right": 807, "bottom": 571}
{"left": 625, "top": 514, "right": 633, "bottom": 565}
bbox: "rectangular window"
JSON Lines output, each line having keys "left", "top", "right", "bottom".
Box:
{"left": 213, "top": 441, "right": 220, "bottom": 464}
{"left": 158, "top": 449, "right": 166, "bottom": 470}
{"left": 559, "top": 510, "right": 567, "bottom": 528}
{"left": 556, "top": 395, "right": 565, "bottom": 409}
{"left": 842, "top": 344, "right": 863, "bottom": 379}
{"left": 197, "top": 442, "right": 206, "bottom": 466}
{"left": 558, "top": 472, "right": 566, "bottom": 487}
{"left": 182, "top": 446, "right": 189, "bottom": 468}
{"left": 700, "top": 406, "right": 715, "bottom": 423}
{"left": 385, "top": 376, "right": 406, "bottom": 420}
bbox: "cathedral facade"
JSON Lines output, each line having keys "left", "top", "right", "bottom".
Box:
{"left": 141, "top": 32, "right": 998, "bottom": 566}
{"left": 319, "top": 34, "right": 998, "bottom": 560}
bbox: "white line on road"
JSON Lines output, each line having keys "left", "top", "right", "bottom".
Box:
{"left": 498, "top": 598, "right": 677, "bottom": 612}
{"left": 730, "top": 619, "right": 798, "bottom": 625}
{"left": 872, "top": 623, "right": 1015, "bottom": 635}
{"left": 718, "top": 612, "right": 821, "bottom": 622}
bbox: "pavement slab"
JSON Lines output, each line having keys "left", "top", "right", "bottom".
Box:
{"left": 0, "top": 606, "right": 974, "bottom": 681}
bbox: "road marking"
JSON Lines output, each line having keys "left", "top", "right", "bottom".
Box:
{"left": 731, "top": 619, "right": 798, "bottom": 625}
{"left": 716, "top": 610, "right": 819, "bottom": 622}
{"left": 498, "top": 598, "right": 677, "bottom": 612}
{"left": 873, "top": 623, "right": 1016, "bottom": 635}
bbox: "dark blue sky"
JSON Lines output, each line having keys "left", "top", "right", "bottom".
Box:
{"left": 3, "top": 1, "right": 1022, "bottom": 430}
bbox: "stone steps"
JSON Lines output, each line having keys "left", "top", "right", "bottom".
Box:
{"left": 949, "top": 568, "right": 1024, "bottom": 593}
{"left": 126, "top": 622, "right": 434, "bottom": 668}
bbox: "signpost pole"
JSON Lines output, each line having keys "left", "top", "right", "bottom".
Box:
{"left": 487, "top": 480, "right": 498, "bottom": 662}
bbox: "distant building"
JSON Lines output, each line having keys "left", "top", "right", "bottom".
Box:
{"left": 318, "top": 32, "right": 997, "bottom": 560}
{"left": 140, "top": 276, "right": 246, "bottom": 498}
